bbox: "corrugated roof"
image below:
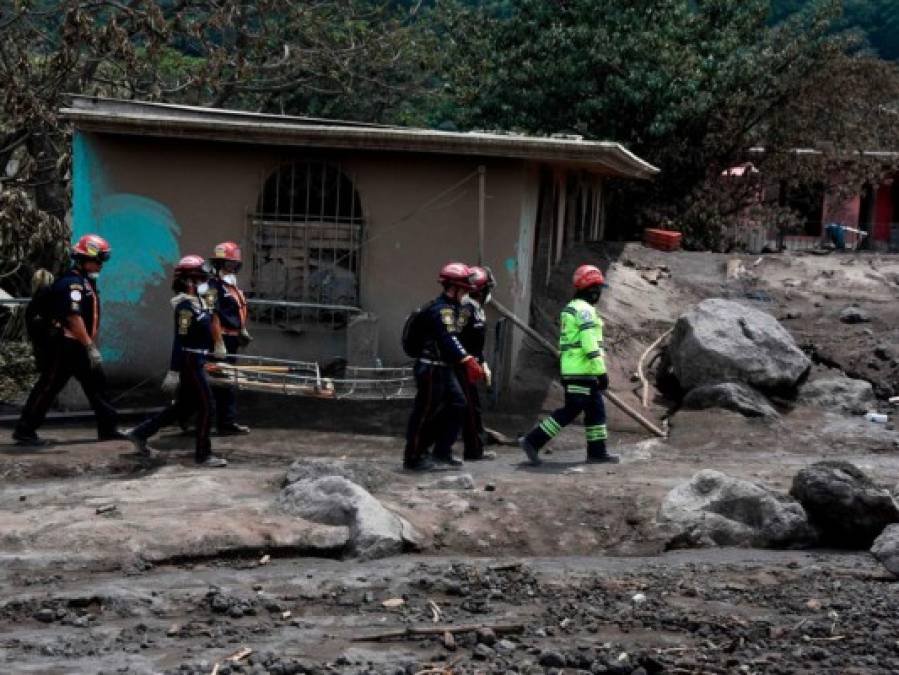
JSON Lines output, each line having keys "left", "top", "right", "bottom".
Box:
{"left": 60, "top": 96, "right": 659, "bottom": 179}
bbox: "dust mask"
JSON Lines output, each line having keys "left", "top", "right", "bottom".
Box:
{"left": 223, "top": 273, "right": 238, "bottom": 286}
{"left": 197, "top": 282, "right": 210, "bottom": 295}
{"left": 87, "top": 272, "right": 100, "bottom": 280}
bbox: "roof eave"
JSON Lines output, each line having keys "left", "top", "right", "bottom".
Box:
{"left": 59, "top": 107, "right": 659, "bottom": 180}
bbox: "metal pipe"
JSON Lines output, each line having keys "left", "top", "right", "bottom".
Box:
{"left": 246, "top": 298, "right": 362, "bottom": 313}
{"left": 487, "top": 298, "right": 667, "bottom": 438}
{"left": 477, "top": 165, "right": 486, "bottom": 266}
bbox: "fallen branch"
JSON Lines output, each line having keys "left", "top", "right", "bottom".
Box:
{"left": 803, "top": 635, "right": 846, "bottom": 642}
{"left": 353, "top": 622, "right": 524, "bottom": 642}
{"left": 414, "top": 656, "right": 462, "bottom": 675}
{"left": 637, "top": 327, "right": 673, "bottom": 408}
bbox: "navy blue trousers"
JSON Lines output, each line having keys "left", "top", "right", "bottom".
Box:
{"left": 404, "top": 362, "right": 466, "bottom": 463}
{"left": 133, "top": 354, "right": 215, "bottom": 462}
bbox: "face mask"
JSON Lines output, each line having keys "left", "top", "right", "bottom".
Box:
{"left": 223, "top": 274, "right": 238, "bottom": 286}
{"left": 197, "top": 282, "right": 210, "bottom": 295}
{"left": 87, "top": 272, "right": 100, "bottom": 280}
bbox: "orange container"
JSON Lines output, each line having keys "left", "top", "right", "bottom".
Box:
{"left": 643, "top": 228, "right": 682, "bottom": 251}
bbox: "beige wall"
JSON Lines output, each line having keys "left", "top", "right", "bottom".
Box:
{"left": 83, "top": 133, "right": 536, "bottom": 384}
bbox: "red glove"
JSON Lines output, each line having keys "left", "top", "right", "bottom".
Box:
{"left": 460, "top": 356, "right": 485, "bottom": 384}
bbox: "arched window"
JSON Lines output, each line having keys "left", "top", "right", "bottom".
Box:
{"left": 250, "top": 161, "right": 364, "bottom": 321}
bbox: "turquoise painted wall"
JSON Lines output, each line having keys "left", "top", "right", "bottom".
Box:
{"left": 71, "top": 132, "right": 182, "bottom": 363}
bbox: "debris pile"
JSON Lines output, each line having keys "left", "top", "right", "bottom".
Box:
{"left": 0, "top": 340, "right": 36, "bottom": 404}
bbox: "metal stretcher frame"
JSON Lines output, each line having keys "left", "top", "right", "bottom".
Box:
{"left": 190, "top": 350, "right": 415, "bottom": 401}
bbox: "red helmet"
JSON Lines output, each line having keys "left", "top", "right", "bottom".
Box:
{"left": 174, "top": 254, "right": 209, "bottom": 278}
{"left": 573, "top": 264, "right": 606, "bottom": 290}
{"left": 469, "top": 266, "right": 496, "bottom": 291}
{"left": 212, "top": 241, "right": 242, "bottom": 263}
{"left": 72, "top": 234, "right": 111, "bottom": 262}
{"left": 438, "top": 261, "right": 476, "bottom": 290}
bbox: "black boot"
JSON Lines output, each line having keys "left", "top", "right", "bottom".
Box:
{"left": 403, "top": 457, "right": 436, "bottom": 472}
{"left": 519, "top": 436, "right": 542, "bottom": 466}
{"left": 125, "top": 429, "right": 151, "bottom": 457}
{"left": 217, "top": 422, "right": 250, "bottom": 435}
{"left": 12, "top": 428, "right": 51, "bottom": 447}
{"left": 433, "top": 453, "right": 463, "bottom": 467}
{"left": 98, "top": 428, "right": 129, "bottom": 441}
{"left": 587, "top": 441, "right": 619, "bottom": 464}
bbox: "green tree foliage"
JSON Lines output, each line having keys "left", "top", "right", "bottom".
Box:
{"left": 445, "top": 0, "right": 899, "bottom": 247}
{"left": 0, "top": 0, "right": 443, "bottom": 297}
{"left": 772, "top": 0, "right": 899, "bottom": 61}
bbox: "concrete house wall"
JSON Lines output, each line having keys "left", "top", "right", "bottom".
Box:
{"left": 73, "top": 131, "right": 537, "bottom": 386}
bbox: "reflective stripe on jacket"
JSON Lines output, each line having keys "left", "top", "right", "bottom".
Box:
{"left": 559, "top": 298, "right": 606, "bottom": 377}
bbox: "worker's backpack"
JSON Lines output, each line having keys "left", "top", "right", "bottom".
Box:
{"left": 401, "top": 301, "right": 436, "bottom": 359}
{"left": 25, "top": 272, "right": 57, "bottom": 348}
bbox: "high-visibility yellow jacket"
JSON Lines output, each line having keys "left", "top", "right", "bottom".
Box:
{"left": 559, "top": 298, "right": 606, "bottom": 377}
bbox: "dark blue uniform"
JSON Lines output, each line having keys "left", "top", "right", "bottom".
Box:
{"left": 404, "top": 294, "right": 471, "bottom": 466}
{"left": 131, "top": 294, "right": 216, "bottom": 462}
{"left": 16, "top": 267, "right": 118, "bottom": 439}
{"left": 207, "top": 277, "right": 247, "bottom": 428}
{"left": 456, "top": 298, "right": 488, "bottom": 459}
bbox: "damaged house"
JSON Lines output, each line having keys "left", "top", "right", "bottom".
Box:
{"left": 63, "top": 96, "right": 657, "bottom": 392}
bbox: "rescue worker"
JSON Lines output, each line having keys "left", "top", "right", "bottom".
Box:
{"left": 126, "top": 255, "right": 227, "bottom": 468}
{"left": 519, "top": 264, "right": 619, "bottom": 466}
{"left": 456, "top": 265, "right": 496, "bottom": 461}
{"left": 207, "top": 241, "right": 251, "bottom": 434}
{"left": 404, "top": 262, "right": 485, "bottom": 471}
{"left": 13, "top": 234, "right": 122, "bottom": 446}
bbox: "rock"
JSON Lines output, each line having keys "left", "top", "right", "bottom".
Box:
{"left": 668, "top": 299, "right": 811, "bottom": 394}
{"left": 659, "top": 470, "right": 816, "bottom": 549}
{"left": 277, "top": 476, "right": 422, "bottom": 559}
{"left": 476, "top": 627, "right": 497, "bottom": 646}
{"left": 874, "top": 344, "right": 893, "bottom": 361}
{"left": 790, "top": 461, "right": 899, "bottom": 548}
{"left": 539, "top": 650, "right": 567, "bottom": 668}
{"left": 839, "top": 306, "right": 871, "bottom": 324}
{"left": 681, "top": 382, "right": 778, "bottom": 418}
{"left": 496, "top": 639, "right": 517, "bottom": 654}
{"left": 418, "top": 474, "right": 475, "bottom": 490}
{"left": 34, "top": 608, "right": 55, "bottom": 623}
{"left": 473, "top": 643, "right": 495, "bottom": 660}
{"left": 282, "top": 459, "right": 392, "bottom": 493}
{"left": 443, "top": 631, "right": 456, "bottom": 651}
{"left": 871, "top": 524, "right": 899, "bottom": 576}
{"left": 799, "top": 377, "right": 875, "bottom": 414}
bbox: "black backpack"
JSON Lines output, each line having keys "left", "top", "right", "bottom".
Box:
{"left": 401, "top": 300, "right": 436, "bottom": 358}
{"left": 25, "top": 283, "right": 57, "bottom": 347}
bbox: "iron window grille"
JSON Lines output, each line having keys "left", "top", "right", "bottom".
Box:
{"left": 249, "top": 160, "right": 364, "bottom": 328}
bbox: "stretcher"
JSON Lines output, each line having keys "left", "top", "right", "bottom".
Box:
{"left": 197, "top": 351, "right": 416, "bottom": 400}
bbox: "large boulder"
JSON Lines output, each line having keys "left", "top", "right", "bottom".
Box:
{"left": 668, "top": 299, "right": 811, "bottom": 394}
{"left": 659, "top": 470, "right": 816, "bottom": 549}
{"left": 871, "top": 524, "right": 899, "bottom": 576}
{"left": 799, "top": 377, "right": 875, "bottom": 414}
{"left": 681, "top": 382, "right": 778, "bottom": 418}
{"left": 790, "top": 461, "right": 899, "bottom": 548}
{"left": 283, "top": 458, "right": 393, "bottom": 493}
{"left": 277, "top": 476, "right": 422, "bottom": 559}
